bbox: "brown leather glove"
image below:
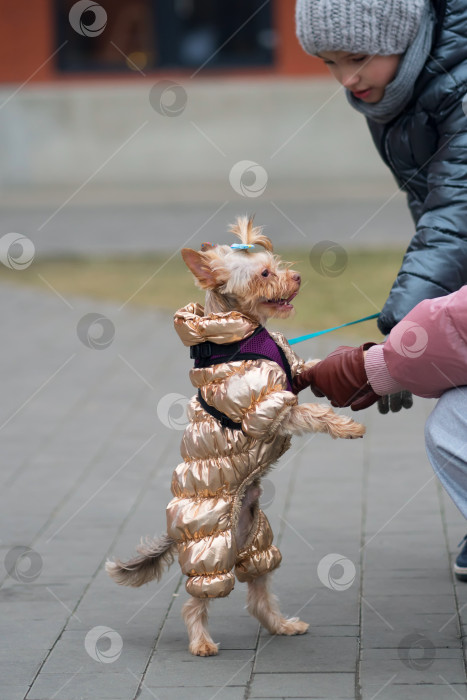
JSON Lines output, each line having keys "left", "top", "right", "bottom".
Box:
{"left": 293, "top": 343, "right": 379, "bottom": 411}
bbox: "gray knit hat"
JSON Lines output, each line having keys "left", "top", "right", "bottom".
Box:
{"left": 296, "top": 0, "right": 428, "bottom": 56}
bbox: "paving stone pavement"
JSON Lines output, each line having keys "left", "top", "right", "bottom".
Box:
{"left": 0, "top": 191, "right": 413, "bottom": 258}
{"left": 1, "top": 280, "right": 467, "bottom": 700}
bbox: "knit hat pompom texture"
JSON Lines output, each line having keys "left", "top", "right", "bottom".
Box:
{"left": 296, "top": 0, "right": 428, "bottom": 57}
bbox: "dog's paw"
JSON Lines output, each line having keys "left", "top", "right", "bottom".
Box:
{"left": 189, "top": 640, "right": 219, "bottom": 656}
{"left": 346, "top": 421, "right": 365, "bottom": 439}
{"left": 305, "top": 359, "right": 320, "bottom": 368}
{"left": 278, "top": 617, "right": 309, "bottom": 635}
{"left": 351, "top": 423, "right": 366, "bottom": 440}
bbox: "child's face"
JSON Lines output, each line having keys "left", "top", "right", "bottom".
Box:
{"left": 317, "top": 51, "right": 401, "bottom": 103}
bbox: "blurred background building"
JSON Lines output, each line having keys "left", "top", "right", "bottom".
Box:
{"left": 0, "top": 0, "right": 325, "bottom": 81}
{"left": 0, "top": 0, "right": 396, "bottom": 199}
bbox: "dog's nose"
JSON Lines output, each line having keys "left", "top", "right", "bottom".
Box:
{"left": 292, "top": 273, "right": 301, "bottom": 283}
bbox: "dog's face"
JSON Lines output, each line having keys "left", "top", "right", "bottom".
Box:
{"left": 219, "top": 248, "right": 301, "bottom": 322}
{"left": 181, "top": 218, "right": 301, "bottom": 325}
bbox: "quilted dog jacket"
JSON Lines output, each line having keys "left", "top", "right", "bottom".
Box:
{"left": 167, "top": 303, "right": 306, "bottom": 598}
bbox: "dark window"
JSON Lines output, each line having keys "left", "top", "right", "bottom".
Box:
{"left": 56, "top": 0, "right": 275, "bottom": 73}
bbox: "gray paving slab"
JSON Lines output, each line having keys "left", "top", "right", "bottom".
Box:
{"left": 360, "top": 685, "right": 467, "bottom": 700}
{"left": 1, "top": 281, "right": 467, "bottom": 699}
{"left": 254, "top": 636, "right": 358, "bottom": 673}
{"left": 360, "top": 651, "right": 465, "bottom": 685}
{"left": 25, "top": 672, "right": 140, "bottom": 700}
{"left": 249, "top": 673, "right": 355, "bottom": 698}
{"left": 2, "top": 687, "right": 33, "bottom": 700}
{"left": 138, "top": 688, "right": 247, "bottom": 700}
{"left": 144, "top": 649, "right": 254, "bottom": 687}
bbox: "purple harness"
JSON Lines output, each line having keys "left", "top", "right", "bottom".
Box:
{"left": 192, "top": 327, "right": 293, "bottom": 393}
{"left": 191, "top": 326, "right": 294, "bottom": 431}
{"left": 211, "top": 328, "right": 292, "bottom": 391}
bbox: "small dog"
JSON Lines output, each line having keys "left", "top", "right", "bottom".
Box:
{"left": 106, "top": 217, "right": 365, "bottom": 656}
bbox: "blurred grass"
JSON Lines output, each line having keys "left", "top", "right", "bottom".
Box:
{"left": 0, "top": 247, "right": 405, "bottom": 339}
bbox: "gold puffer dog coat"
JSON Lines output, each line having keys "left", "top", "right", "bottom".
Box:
{"left": 168, "top": 303, "right": 307, "bottom": 599}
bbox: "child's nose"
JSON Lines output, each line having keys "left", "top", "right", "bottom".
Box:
{"left": 341, "top": 70, "right": 359, "bottom": 88}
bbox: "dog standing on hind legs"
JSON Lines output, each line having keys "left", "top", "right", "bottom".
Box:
{"left": 106, "top": 216, "right": 365, "bottom": 656}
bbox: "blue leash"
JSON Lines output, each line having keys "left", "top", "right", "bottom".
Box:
{"left": 288, "top": 313, "right": 380, "bottom": 345}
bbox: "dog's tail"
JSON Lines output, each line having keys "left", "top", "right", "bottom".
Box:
{"left": 105, "top": 533, "right": 177, "bottom": 587}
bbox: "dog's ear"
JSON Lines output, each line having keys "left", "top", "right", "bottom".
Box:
{"left": 181, "top": 248, "right": 222, "bottom": 290}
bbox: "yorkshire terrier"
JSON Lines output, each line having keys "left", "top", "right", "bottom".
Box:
{"left": 106, "top": 217, "right": 365, "bottom": 656}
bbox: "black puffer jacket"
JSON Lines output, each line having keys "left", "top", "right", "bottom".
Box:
{"left": 368, "top": 0, "right": 467, "bottom": 335}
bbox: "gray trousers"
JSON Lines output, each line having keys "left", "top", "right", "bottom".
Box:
{"left": 425, "top": 387, "right": 467, "bottom": 519}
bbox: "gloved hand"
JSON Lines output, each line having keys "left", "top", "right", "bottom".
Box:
{"left": 293, "top": 343, "right": 379, "bottom": 410}
{"left": 377, "top": 390, "right": 413, "bottom": 414}
{"left": 373, "top": 331, "right": 414, "bottom": 413}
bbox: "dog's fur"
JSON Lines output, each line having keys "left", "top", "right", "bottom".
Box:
{"left": 106, "top": 217, "right": 365, "bottom": 656}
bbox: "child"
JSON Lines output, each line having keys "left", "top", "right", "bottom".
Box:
{"left": 296, "top": 0, "right": 467, "bottom": 574}
{"left": 294, "top": 286, "right": 467, "bottom": 581}
{"left": 295, "top": 0, "right": 467, "bottom": 338}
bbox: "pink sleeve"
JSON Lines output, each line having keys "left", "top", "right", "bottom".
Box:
{"left": 364, "top": 344, "right": 405, "bottom": 396}
{"left": 367, "top": 287, "right": 467, "bottom": 399}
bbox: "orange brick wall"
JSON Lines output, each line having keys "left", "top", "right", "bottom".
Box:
{"left": 274, "top": 0, "right": 328, "bottom": 76}
{"left": 0, "top": 0, "right": 55, "bottom": 82}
